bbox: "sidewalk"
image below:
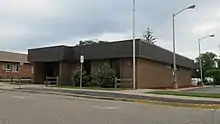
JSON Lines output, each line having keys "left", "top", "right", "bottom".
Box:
{"left": 0, "top": 82, "right": 220, "bottom": 105}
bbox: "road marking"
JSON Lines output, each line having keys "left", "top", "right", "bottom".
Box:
{"left": 91, "top": 106, "right": 119, "bottom": 110}
{"left": 12, "top": 96, "right": 28, "bottom": 99}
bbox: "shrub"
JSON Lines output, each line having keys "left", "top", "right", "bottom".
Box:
{"left": 93, "top": 63, "right": 116, "bottom": 88}
{"left": 72, "top": 65, "right": 90, "bottom": 87}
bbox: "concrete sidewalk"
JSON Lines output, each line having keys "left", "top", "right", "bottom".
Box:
{"left": 0, "top": 82, "right": 220, "bottom": 104}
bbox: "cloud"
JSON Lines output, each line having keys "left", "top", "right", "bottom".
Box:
{"left": 0, "top": 22, "right": 28, "bottom": 39}
{"left": 0, "top": 0, "right": 220, "bottom": 60}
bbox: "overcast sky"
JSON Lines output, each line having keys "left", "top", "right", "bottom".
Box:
{"left": 0, "top": 0, "right": 220, "bottom": 59}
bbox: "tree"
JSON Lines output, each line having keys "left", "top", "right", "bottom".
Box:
{"left": 93, "top": 63, "right": 116, "bottom": 88}
{"left": 193, "top": 52, "right": 219, "bottom": 84}
{"left": 98, "top": 40, "right": 108, "bottom": 44}
{"left": 78, "top": 40, "right": 97, "bottom": 46}
{"left": 142, "top": 28, "right": 157, "bottom": 44}
{"left": 77, "top": 40, "right": 108, "bottom": 46}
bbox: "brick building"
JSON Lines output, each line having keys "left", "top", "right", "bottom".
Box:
{"left": 28, "top": 39, "right": 194, "bottom": 89}
{"left": 0, "top": 51, "right": 33, "bottom": 79}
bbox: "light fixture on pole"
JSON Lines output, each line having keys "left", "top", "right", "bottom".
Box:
{"left": 132, "top": 0, "right": 136, "bottom": 90}
{"left": 80, "top": 55, "right": 84, "bottom": 89}
{"left": 198, "top": 34, "right": 215, "bottom": 85}
{"left": 172, "top": 4, "right": 196, "bottom": 89}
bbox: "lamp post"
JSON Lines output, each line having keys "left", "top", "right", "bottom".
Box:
{"left": 132, "top": 0, "right": 136, "bottom": 90}
{"left": 198, "top": 34, "right": 215, "bottom": 86}
{"left": 172, "top": 4, "right": 196, "bottom": 89}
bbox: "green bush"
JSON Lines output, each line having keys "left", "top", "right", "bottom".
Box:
{"left": 72, "top": 65, "right": 90, "bottom": 87}
{"left": 93, "top": 63, "right": 116, "bottom": 88}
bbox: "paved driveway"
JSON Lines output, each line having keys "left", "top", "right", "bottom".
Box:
{"left": 185, "top": 86, "right": 220, "bottom": 94}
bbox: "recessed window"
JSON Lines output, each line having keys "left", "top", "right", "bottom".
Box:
{"left": 3, "top": 64, "right": 11, "bottom": 72}
{"left": 12, "top": 65, "right": 20, "bottom": 72}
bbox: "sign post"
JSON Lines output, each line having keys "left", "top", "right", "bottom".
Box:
{"left": 80, "top": 55, "right": 84, "bottom": 89}
{"left": 18, "top": 62, "right": 24, "bottom": 89}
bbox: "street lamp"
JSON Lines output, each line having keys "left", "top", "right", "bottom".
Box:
{"left": 198, "top": 34, "right": 215, "bottom": 85}
{"left": 172, "top": 4, "right": 196, "bottom": 89}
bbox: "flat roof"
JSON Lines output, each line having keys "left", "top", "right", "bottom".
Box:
{"left": 0, "top": 50, "right": 29, "bottom": 63}
{"left": 28, "top": 39, "right": 194, "bottom": 68}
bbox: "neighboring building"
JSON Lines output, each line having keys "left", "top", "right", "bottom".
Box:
{"left": 28, "top": 39, "right": 194, "bottom": 89}
{"left": 0, "top": 51, "right": 33, "bottom": 79}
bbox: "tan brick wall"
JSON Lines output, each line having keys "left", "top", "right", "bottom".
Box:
{"left": 136, "top": 58, "right": 192, "bottom": 89}
{"left": 0, "top": 61, "right": 33, "bottom": 78}
{"left": 177, "top": 67, "right": 192, "bottom": 88}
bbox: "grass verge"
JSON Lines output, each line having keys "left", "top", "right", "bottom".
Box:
{"left": 59, "top": 86, "right": 129, "bottom": 91}
{"left": 147, "top": 91, "right": 220, "bottom": 98}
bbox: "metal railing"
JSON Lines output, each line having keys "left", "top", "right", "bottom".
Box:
{"left": 114, "top": 77, "right": 133, "bottom": 89}
{"left": 45, "top": 76, "right": 59, "bottom": 87}
{"left": 0, "top": 77, "right": 32, "bottom": 84}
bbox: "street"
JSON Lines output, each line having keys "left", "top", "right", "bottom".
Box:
{"left": 0, "top": 90, "right": 219, "bottom": 124}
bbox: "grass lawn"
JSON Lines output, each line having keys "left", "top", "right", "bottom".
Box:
{"left": 59, "top": 86, "right": 130, "bottom": 91}
{"left": 147, "top": 91, "right": 220, "bottom": 98}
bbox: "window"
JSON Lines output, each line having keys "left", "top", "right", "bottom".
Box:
{"left": 3, "top": 64, "right": 11, "bottom": 72}
{"left": 12, "top": 65, "right": 20, "bottom": 72}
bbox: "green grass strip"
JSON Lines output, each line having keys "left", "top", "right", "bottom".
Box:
{"left": 147, "top": 91, "right": 220, "bottom": 98}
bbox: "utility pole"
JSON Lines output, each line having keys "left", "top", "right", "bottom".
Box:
{"left": 132, "top": 0, "right": 136, "bottom": 90}
{"left": 172, "top": 4, "right": 196, "bottom": 89}
{"left": 198, "top": 35, "right": 215, "bottom": 86}
{"left": 198, "top": 39, "right": 203, "bottom": 85}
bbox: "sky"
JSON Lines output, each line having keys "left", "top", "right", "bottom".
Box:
{"left": 0, "top": 0, "right": 220, "bottom": 59}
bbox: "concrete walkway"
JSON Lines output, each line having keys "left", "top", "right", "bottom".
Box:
{"left": 0, "top": 82, "right": 220, "bottom": 104}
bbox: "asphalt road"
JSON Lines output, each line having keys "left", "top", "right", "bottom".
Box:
{"left": 21, "top": 87, "right": 220, "bottom": 104}
{"left": 0, "top": 90, "right": 219, "bottom": 124}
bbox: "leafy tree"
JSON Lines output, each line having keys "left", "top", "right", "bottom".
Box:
{"left": 78, "top": 40, "right": 97, "bottom": 46}
{"left": 142, "top": 28, "right": 157, "bottom": 44}
{"left": 93, "top": 63, "right": 116, "bottom": 88}
{"left": 98, "top": 40, "right": 108, "bottom": 44}
{"left": 193, "top": 52, "right": 220, "bottom": 84}
{"left": 77, "top": 40, "right": 108, "bottom": 46}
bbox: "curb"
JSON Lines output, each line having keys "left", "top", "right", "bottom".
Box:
{"left": 1, "top": 88, "right": 220, "bottom": 110}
